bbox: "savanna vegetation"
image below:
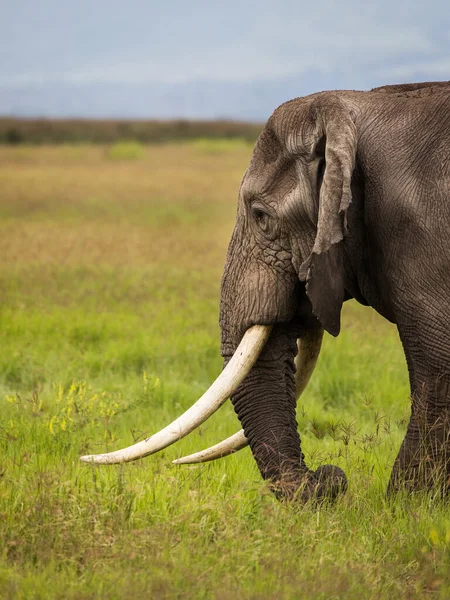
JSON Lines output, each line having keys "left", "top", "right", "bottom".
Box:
{"left": 1, "top": 140, "right": 449, "bottom": 599}
{"left": 0, "top": 118, "right": 262, "bottom": 145}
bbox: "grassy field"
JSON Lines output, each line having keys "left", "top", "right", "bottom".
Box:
{"left": 1, "top": 142, "right": 449, "bottom": 599}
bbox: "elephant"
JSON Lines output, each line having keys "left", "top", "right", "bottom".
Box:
{"left": 81, "top": 80, "right": 450, "bottom": 502}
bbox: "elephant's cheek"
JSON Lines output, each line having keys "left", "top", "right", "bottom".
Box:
{"left": 220, "top": 250, "right": 299, "bottom": 346}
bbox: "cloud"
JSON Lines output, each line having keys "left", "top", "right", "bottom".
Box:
{"left": 1, "top": 0, "right": 446, "bottom": 87}
{"left": 1, "top": 0, "right": 448, "bottom": 119}
{"left": 378, "top": 57, "right": 450, "bottom": 79}
{"left": 0, "top": 26, "right": 436, "bottom": 87}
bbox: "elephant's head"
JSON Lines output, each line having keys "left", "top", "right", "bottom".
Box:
{"left": 216, "top": 95, "right": 356, "bottom": 499}
{"left": 80, "top": 93, "right": 354, "bottom": 501}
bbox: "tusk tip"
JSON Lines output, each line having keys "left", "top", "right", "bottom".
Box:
{"left": 80, "top": 454, "right": 111, "bottom": 464}
{"left": 80, "top": 455, "right": 95, "bottom": 463}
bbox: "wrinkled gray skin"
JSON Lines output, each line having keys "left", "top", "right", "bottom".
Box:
{"left": 220, "top": 81, "right": 450, "bottom": 501}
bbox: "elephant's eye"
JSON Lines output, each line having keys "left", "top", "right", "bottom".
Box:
{"left": 252, "top": 206, "right": 271, "bottom": 232}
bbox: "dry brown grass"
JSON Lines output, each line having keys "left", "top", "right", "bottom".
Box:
{"left": 0, "top": 143, "right": 252, "bottom": 272}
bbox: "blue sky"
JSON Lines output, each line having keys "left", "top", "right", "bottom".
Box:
{"left": 1, "top": 1, "right": 449, "bottom": 119}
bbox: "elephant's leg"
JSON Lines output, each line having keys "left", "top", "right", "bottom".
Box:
{"left": 388, "top": 343, "right": 450, "bottom": 494}
{"left": 388, "top": 399, "right": 450, "bottom": 494}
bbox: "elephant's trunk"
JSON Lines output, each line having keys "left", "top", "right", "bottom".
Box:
{"left": 229, "top": 326, "right": 311, "bottom": 498}
{"left": 229, "top": 325, "right": 347, "bottom": 501}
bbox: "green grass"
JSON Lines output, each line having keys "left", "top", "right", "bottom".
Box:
{"left": 0, "top": 144, "right": 449, "bottom": 599}
{"left": 105, "top": 141, "right": 146, "bottom": 161}
{"left": 189, "top": 137, "right": 253, "bottom": 154}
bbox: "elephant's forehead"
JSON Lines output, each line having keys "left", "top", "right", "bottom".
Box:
{"left": 242, "top": 131, "right": 283, "bottom": 192}
{"left": 241, "top": 162, "right": 279, "bottom": 197}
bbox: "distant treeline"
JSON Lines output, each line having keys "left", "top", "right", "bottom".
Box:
{"left": 0, "top": 118, "right": 262, "bottom": 145}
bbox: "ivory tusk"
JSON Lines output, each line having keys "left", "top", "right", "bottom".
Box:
{"left": 173, "top": 327, "right": 324, "bottom": 465}
{"left": 80, "top": 324, "right": 272, "bottom": 465}
{"left": 294, "top": 328, "right": 324, "bottom": 398}
{"left": 172, "top": 429, "right": 248, "bottom": 464}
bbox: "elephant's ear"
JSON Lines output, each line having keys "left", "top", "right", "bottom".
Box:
{"left": 298, "top": 96, "right": 357, "bottom": 337}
